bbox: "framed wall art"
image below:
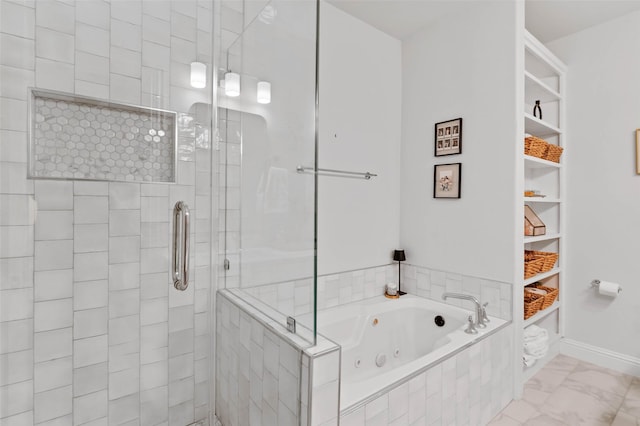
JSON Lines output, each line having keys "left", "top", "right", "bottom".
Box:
{"left": 434, "top": 163, "right": 461, "bottom": 199}
{"left": 435, "top": 117, "right": 462, "bottom": 156}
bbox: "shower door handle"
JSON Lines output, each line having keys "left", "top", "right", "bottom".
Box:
{"left": 172, "top": 201, "right": 190, "bottom": 291}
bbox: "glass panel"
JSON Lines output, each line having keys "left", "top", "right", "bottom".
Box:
{"left": 218, "top": 0, "right": 318, "bottom": 344}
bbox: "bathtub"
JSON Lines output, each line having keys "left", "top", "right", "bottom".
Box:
{"left": 316, "top": 294, "right": 507, "bottom": 410}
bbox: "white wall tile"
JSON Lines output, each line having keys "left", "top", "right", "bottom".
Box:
{"left": 140, "top": 222, "right": 169, "bottom": 248}
{"left": 170, "top": 36, "right": 196, "bottom": 65}
{"left": 141, "top": 247, "right": 168, "bottom": 274}
{"left": 76, "top": 51, "right": 110, "bottom": 85}
{"left": 74, "top": 334, "right": 108, "bottom": 368}
{"left": 142, "top": 41, "right": 170, "bottom": 71}
{"left": 35, "top": 181, "right": 72, "bottom": 210}
{"left": 73, "top": 279, "right": 108, "bottom": 311}
{"left": 109, "top": 210, "right": 141, "bottom": 237}
{"left": 109, "top": 183, "right": 141, "bottom": 210}
{"left": 108, "top": 393, "right": 139, "bottom": 425}
{"left": 73, "top": 389, "right": 108, "bottom": 424}
{"left": 34, "top": 356, "right": 72, "bottom": 393}
{"left": 35, "top": 58, "right": 74, "bottom": 92}
{"left": 141, "top": 297, "right": 168, "bottom": 325}
{"left": 74, "top": 251, "right": 108, "bottom": 281}
{"left": 0, "top": 318, "right": 33, "bottom": 355}
{"left": 35, "top": 211, "right": 73, "bottom": 240}
{"left": 143, "top": 0, "right": 171, "bottom": 21}
{"left": 75, "top": 196, "right": 108, "bottom": 224}
{"left": 34, "top": 385, "right": 72, "bottom": 423}
{"left": 0, "top": 256, "right": 33, "bottom": 291}
{"left": 111, "top": 47, "right": 142, "bottom": 78}
{"left": 73, "top": 362, "right": 107, "bottom": 396}
{"left": 110, "top": 73, "right": 141, "bottom": 105}
{"left": 75, "top": 224, "right": 109, "bottom": 253}
{"left": 109, "top": 315, "right": 140, "bottom": 346}
{"left": 111, "top": 0, "right": 141, "bottom": 24}
{"left": 74, "top": 307, "right": 108, "bottom": 339}
{"left": 34, "top": 298, "right": 72, "bottom": 332}
{"left": 0, "top": 226, "right": 33, "bottom": 258}
{"left": 34, "top": 240, "right": 72, "bottom": 271}
{"left": 0, "top": 33, "right": 35, "bottom": 69}
{"left": 0, "top": 66, "right": 35, "bottom": 101}
{"left": 34, "top": 327, "right": 72, "bottom": 363}
{"left": 143, "top": 14, "right": 170, "bottom": 46}
{"left": 109, "top": 289, "right": 140, "bottom": 319}
{"left": 108, "top": 262, "right": 140, "bottom": 291}
{"left": 0, "top": 195, "right": 35, "bottom": 226}
{"left": 0, "top": 380, "right": 33, "bottom": 418}
{"left": 111, "top": 19, "right": 142, "bottom": 52}
{"left": 76, "top": 24, "right": 110, "bottom": 57}
{"left": 109, "top": 236, "right": 141, "bottom": 264}
{"left": 1, "top": 1, "right": 35, "bottom": 38}
{"left": 76, "top": 0, "right": 109, "bottom": 29}
{"left": 141, "top": 196, "right": 169, "bottom": 222}
{"left": 0, "top": 98, "right": 27, "bottom": 132}
{"left": 171, "top": 11, "right": 196, "bottom": 42}
{"left": 0, "top": 130, "right": 28, "bottom": 163}
{"left": 35, "top": 27, "right": 74, "bottom": 63}
{"left": 35, "top": 0, "right": 74, "bottom": 34}
{"left": 0, "top": 349, "right": 33, "bottom": 387}
{"left": 75, "top": 80, "right": 109, "bottom": 99}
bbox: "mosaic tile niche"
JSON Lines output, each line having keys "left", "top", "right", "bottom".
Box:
{"left": 30, "top": 89, "right": 177, "bottom": 182}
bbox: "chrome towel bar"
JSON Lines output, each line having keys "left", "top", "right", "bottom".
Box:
{"left": 296, "top": 165, "right": 377, "bottom": 180}
{"left": 172, "top": 201, "right": 190, "bottom": 291}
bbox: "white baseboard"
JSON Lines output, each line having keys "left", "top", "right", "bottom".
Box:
{"left": 560, "top": 338, "right": 640, "bottom": 377}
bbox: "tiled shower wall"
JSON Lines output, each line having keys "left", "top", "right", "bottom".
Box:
{"left": 0, "top": 0, "right": 215, "bottom": 424}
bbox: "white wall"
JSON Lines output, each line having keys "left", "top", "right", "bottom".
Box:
{"left": 400, "top": 2, "right": 519, "bottom": 283}
{"left": 317, "top": 2, "right": 402, "bottom": 275}
{"left": 547, "top": 11, "right": 640, "bottom": 360}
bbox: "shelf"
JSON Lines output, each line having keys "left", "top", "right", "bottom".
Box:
{"left": 524, "top": 301, "right": 560, "bottom": 327}
{"left": 523, "top": 333, "right": 562, "bottom": 381}
{"left": 525, "top": 71, "right": 561, "bottom": 104}
{"left": 524, "top": 155, "right": 562, "bottom": 169}
{"left": 524, "top": 233, "right": 561, "bottom": 244}
{"left": 524, "top": 197, "right": 561, "bottom": 203}
{"left": 523, "top": 267, "right": 560, "bottom": 286}
{"left": 525, "top": 113, "right": 561, "bottom": 137}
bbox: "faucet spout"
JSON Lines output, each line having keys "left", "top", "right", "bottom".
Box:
{"left": 442, "top": 292, "right": 485, "bottom": 328}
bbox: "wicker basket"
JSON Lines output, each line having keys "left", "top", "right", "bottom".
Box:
{"left": 533, "top": 284, "right": 559, "bottom": 309}
{"left": 544, "top": 144, "right": 564, "bottom": 163}
{"left": 524, "top": 292, "right": 544, "bottom": 319}
{"left": 524, "top": 136, "right": 548, "bottom": 158}
{"left": 526, "top": 250, "right": 558, "bottom": 273}
{"left": 524, "top": 254, "right": 545, "bottom": 279}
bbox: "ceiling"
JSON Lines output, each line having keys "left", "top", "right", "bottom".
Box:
{"left": 327, "top": 0, "right": 640, "bottom": 42}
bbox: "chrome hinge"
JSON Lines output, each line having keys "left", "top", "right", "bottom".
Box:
{"left": 286, "top": 316, "right": 296, "bottom": 333}
{"left": 223, "top": 258, "right": 230, "bottom": 270}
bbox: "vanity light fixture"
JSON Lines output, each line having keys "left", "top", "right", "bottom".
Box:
{"left": 257, "top": 81, "right": 271, "bottom": 104}
{"left": 225, "top": 71, "right": 240, "bottom": 97}
{"left": 190, "top": 62, "right": 207, "bottom": 89}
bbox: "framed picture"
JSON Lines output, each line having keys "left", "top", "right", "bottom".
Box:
{"left": 434, "top": 163, "right": 461, "bottom": 198}
{"left": 636, "top": 129, "right": 640, "bottom": 174}
{"left": 435, "top": 118, "right": 462, "bottom": 156}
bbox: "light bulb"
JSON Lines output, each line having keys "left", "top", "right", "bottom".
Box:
{"left": 225, "top": 72, "right": 240, "bottom": 97}
{"left": 190, "top": 62, "right": 206, "bottom": 88}
{"left": 257, "top": 81, "right": 271, "bottom": 104}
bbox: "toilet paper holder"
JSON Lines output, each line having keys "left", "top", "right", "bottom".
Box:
{"left": 590, "top": 279, "right": 622, "bottom": 294}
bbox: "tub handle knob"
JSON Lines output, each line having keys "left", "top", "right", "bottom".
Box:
{"left": 465, "top": 315, "right": 478, "bottom": 334}
{"left": 481, "top": 302, "right": 490, "bottom": 324}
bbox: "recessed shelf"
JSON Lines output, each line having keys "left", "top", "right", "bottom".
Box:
{"left": 524, "top": 155, "right": 562, "bottom": 169}
{"left": 524, "top": 301, "right": 560, "bottom": 327}
{"left": 524, "top": 197, "right": 561, "bottom": 203}
{"left": 525, "top": 113, "right": 561, "bottom": 137}
{"left": 523, "top": 267, "right": 560, "bottom": 286}
{"left": 523, "top": 332, "right": 562, "bottom": 381}
{"left": 525, "top": 71, "right": 561, "bottom": 104}
{"left": 524, "top": 233, "right": 561, "bottom": 244}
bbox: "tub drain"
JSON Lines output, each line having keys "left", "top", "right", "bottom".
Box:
{"left": 375, "top": 353, "right": 386, "bottom": 367}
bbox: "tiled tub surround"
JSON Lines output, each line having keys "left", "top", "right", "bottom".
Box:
{"left": 30, "top": 89, "right": 177, "bottom": 182}
{"left": 216, "top": 289, "right": 342, "bottom": 426}
{"left": 243, "top": 263, "right": 513, "bottom": 325}
{"left": 0, "top": 0, "right": 215, "bottom": 424}
{"left": 340, "top": 323, "right": 514, "bottom": 426}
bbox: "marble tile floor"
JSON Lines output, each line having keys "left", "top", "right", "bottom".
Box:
{"left": 488, "top": 354, "right": 640, "bottom": 425}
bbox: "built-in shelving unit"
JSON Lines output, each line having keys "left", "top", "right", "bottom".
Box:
{"left": 519, "top": 30, "right": 567, "bottom": 383}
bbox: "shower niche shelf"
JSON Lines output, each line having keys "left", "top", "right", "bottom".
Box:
{"left": 28, "top": 88, "right": 177, "bottom": 183}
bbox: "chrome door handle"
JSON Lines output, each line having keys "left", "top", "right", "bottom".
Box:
{"left": 172, "top": 201, "right": 190, "bottom": 291}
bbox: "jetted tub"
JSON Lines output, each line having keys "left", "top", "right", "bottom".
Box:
{"left": 317, "top": 294, "right": 507, "bottom": 410}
